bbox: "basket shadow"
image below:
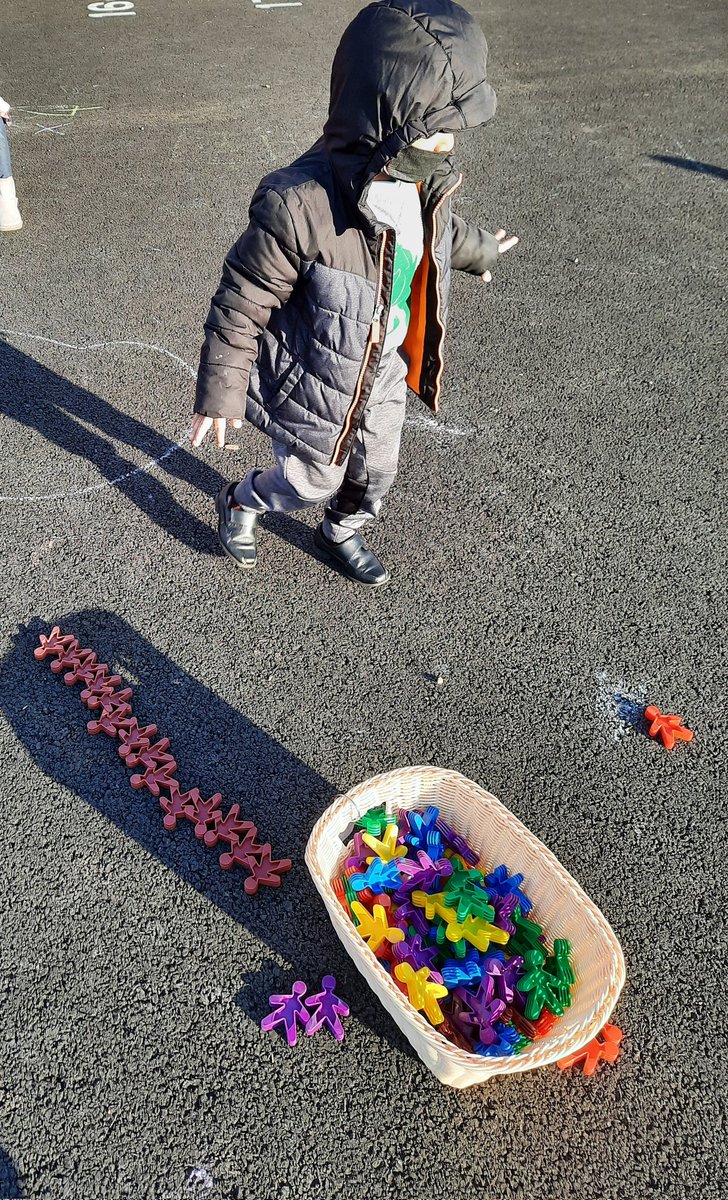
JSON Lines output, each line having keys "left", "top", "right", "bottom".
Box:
{"left": 0, "top": 611, "right": 417, "bottom": 1061}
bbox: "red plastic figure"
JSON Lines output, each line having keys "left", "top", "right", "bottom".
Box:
{"left": 117, "top": 719, "right": 159, "bottom": 760}
{"left": 34, "top": 627, "right": 78, "bottom": 661}
{"left": 202, "top": 804, "right": 257, "bottom": 849}
{"left": 645, "top": 705, "right": 693, "bottom": 750}
{"left": 180, "top": 789, "right": 225, "bottom": 840}
{"left": 243, "top": 844, "right": 293, "bottom": 894}
{"left": 159, "top": 784, "right": 194, "bottom": 831}
{"left": 218, "top": 829, "right": 261, "bottom": 871}
{"left": 128, "top": 741, "right": 178, "bottom": 796}
{"left": 557, "top": 1023, "right": 623, "bottom": 1075}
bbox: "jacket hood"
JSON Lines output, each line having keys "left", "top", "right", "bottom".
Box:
{"left": 323, "top": 0, "right": 497, "bottom": 202}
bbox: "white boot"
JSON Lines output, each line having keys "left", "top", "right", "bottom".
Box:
{"left": 0, "top": 176, "right": 23, "bottom": 231}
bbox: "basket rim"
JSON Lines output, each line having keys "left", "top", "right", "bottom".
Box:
{"left": 305, "top": 765, "right": 626, "bottom": 1076}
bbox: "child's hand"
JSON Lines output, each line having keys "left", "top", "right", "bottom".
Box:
{"left": 190, "top": 413, "right": 243, "bottom": 449}
{"left": 480, "top": 228, "right": 519, "bottom": 282}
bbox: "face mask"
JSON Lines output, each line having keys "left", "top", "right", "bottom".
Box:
{"left": 384, "top": 144, "right": 446, "bottom": 183}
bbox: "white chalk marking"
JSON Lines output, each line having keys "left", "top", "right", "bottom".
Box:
{"left": 34, "top": 124, "right": 66, "bottom": 136}
{"left": 0, "top": 330, "right": 196, "bottom": 503}
{"left": 88, "top": 1, "right": 137, "bottom": 17}
{"left": 405, "top": 411, "right": 474, "bottom": 439}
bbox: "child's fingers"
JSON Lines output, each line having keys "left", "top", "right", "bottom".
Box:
{"left": 213, "top": 418, "right": 227, "bottom": 448}
{"left": 480, "top": 270, "right": 492, "bottom": 283}
{"left": 190, "top": 415, "right": 212, "bottom": 447}
{"left": 497, "top": 235, "right": 519, "bottom": 254}
{"left": 494, "top": 228, "right": 506, "bottom": 239}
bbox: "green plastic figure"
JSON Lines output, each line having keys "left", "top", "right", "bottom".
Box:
{"left": 444, "top": 868, "right": 495, "bottom": 924}
{"left": 508, "top": 906, "right": 545, "bottom": 957}
{"left": 355, "top": 805, "right": 389, "bottom": 837}
{"left": 516, "top": 949, "right": 564, "bottom": 1020}
{"left": 545, "top": 938, "right": 576, "bottom": 1008}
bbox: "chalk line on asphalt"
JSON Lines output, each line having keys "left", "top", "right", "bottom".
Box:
{"left": 0, "top": 330, "right": 196, "bottom": 502}
{"left": 0, "top": 328, "right": 473, "bottom": 502}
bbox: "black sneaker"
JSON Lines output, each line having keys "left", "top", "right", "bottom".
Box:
{"left": 215, "top": 484, "right": 259, "bottom": 569}
{"left": 313, "top": 525, "right": 390, "bottom": 588}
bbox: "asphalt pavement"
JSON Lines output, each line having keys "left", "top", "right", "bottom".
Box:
{"left": 1, "top": 1, "right": 726, "bottom": 1197}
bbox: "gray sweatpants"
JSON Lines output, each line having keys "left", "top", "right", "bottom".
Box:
{"left": 233, "top": 349, "right": 408, "bottom": 543}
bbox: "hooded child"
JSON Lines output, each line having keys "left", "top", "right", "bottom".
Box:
{"left": 190, "top": 0, "right": 517, "bottom": 587}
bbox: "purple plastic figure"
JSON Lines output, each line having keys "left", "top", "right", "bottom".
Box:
{"left": 483, "top": 953, "right": 523, "bottom": 1004}
{"left": 260, "top": 981, "right": 310, "bottom": 1046}
{"left": 491, "top": 891, "right": 519, "bottom": 934}
{"left": 455, "top": 981, "right": 506, "bottom": 1045}
{"left": 395, "top": 850, "right": 452, "bottom": 897}
{"left": 435, "top": 816, "right": 479, "bottom": 865}
{"left": 392, "top": 899, "right": 430, "bottom": 937}
{"left": 392, "top": 935, "right": 442, "bottom": 981}
{"left": 305, "top": 976, "right": 350, "bottom": 1041}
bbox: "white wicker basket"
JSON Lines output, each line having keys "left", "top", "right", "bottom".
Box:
{"left": 305, "top": 767, "right": 625, "bottom": 1088}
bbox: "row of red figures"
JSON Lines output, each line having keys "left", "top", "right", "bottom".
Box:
{"left": 34, "top": 627, "right": 292, "bottom": 894}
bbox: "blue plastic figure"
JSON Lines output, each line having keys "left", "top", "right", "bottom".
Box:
{"left": 484, "top": 864, "right": 533, "bottom": 914}
{"left": 350, "top": 857, "right": 401, "bottom": 894}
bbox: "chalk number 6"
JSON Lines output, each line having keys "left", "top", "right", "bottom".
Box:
{"left": 88, "top": 1, "right": 137, "bottom": 17}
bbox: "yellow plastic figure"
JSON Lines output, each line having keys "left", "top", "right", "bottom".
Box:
{"left": 362, "top": 823, "right": 408, "bottom": 863}
{"left": 351, "top": 901, "right": 405, "bottom": 954}
{"left": 394, "top": 962, "right": 448, "bottom": 1025}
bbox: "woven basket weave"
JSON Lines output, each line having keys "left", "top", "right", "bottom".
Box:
{"left": 305, "top": 767, "right": 625, "bottom": 1088}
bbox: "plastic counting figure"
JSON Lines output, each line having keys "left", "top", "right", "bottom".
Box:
{"left": 508, "top": 906, "right": 545, "bottom": 957}
{"left": 441, "top": 949, "right": 483, "bottom": 988}
{"left": 218, "top": 827, "right": 261, "bottom": 870}
{"left": 557, "top": 1024, "right": 623, "bottom": 1075}
{"left": 455, "top": 983, "right": 506, "bottom": 1045}
{"left": 444, "top": 869, "right": 495, "bottom": 924}
{"left": 362, "top": 823, "right": 407, "bottom": 863}
{"left": 179, "top": 789, "right": 225, "bottom": 840}
{"left": 305, "top": 976, "right": 350, "bottom": 1041}
{"left": 516, "top": 949, "right": 564, "bottom": 1020}
{"left": 392, "top": 934, "right": 440, "bottom": 974}
{"left": 546, "top": 939, "right": 576, "bottom": 1008}
{"left": 117, "top": 719, "right": 159, "bottom": 760}
{"left": 644, "top": 705, "right": 694, "bottom": 750}
{"left": 350, "top": 857, "right": 401, "bottom": 894}
{"left": 203, "top": 804, "right": 256, "bottom": 849}
{"left": 395, "top": 850, "right": 452, "bottom": 896}
{"left": 352, "top": 901, "right": 405, "bottom": 954}
{"left": 394, "top": 962, "right": 448, "bottom": 1025}
{"left": 485, "top": 865, "right": 533, "bottom": 914}
{"left": 484, "top": 953, "right": 524, "bottom": 1005}
{"left": 260, "top": 981, "right": 310, "bottom": 1046}
{"left": 242, "top": 844, "right": 292, "bottom": 894}
{"left": 355, "top": 805, "right": 389, "bottom": 837}
{"left": 435, "top": 815, "right": 479, "bottom": 865}
{"left": 34, "top": 626, "right": 78, "bottom": 661}
{"left": 128, "top": 742, "right": 178, "bottom": 796}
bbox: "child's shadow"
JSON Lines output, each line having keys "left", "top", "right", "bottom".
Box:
{"left": 0, "top": 340, "right": 222, "bottom": 555}
{"left": 0, "top": 1148, "right": 23, "bottom": 1199}
{"left": 0, "top": 612, "right": 415, "bottom": 1058}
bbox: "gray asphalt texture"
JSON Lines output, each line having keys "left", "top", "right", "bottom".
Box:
{"left": 1, "top": 0, "right": 726, "bottom": 1197}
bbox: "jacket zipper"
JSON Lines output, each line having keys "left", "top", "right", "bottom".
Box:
{"left": 332, "top": 230, "right": 389, "bottom": 462}
{"left": 428, "top": 173, "right": 462, "bottom": 414}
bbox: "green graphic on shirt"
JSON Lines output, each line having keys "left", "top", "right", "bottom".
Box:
{"left": 387, "top": 245, "right": 418, "bottom": 340}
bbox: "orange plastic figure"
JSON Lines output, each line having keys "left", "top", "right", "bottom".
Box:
{"left": 351, "top": 901, "right": 405, "bottom": 954}
{"left": 557, "top": 1023, "right": 623, "bottom": 1075}
{"left": 645, "top": 705, "right": 693, "bottom": 750}
{"left": 361, "top": 823, "right": 407, "bottom": 863}
{"left": 394, "top": 962, "right": 448, "bottom": 1024}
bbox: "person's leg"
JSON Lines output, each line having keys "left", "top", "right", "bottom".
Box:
{"left": 0, "top": 120, "right": 12, "bottom": 178}
{"left": 215, "top": 441, "right": 346, "bottom": 570}
{"left": 0, "top": 120, "right": 23, "bottom": 232}
{"left": 232, "top": 442, "right": 347, "bottom": 514}
{"left": 322, "top": 350, "right": 408, "bottom": 543}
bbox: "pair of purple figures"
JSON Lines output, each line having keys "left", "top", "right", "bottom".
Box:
{"left": 261, "top": 976, "right": 349, "bottom": 1046}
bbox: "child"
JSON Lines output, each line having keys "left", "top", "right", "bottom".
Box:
{"left": 0, "top": 96, "right": 23, "bottom": 232}
{"left": 190, "top": 0, "right": 517, "bottom": 587}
